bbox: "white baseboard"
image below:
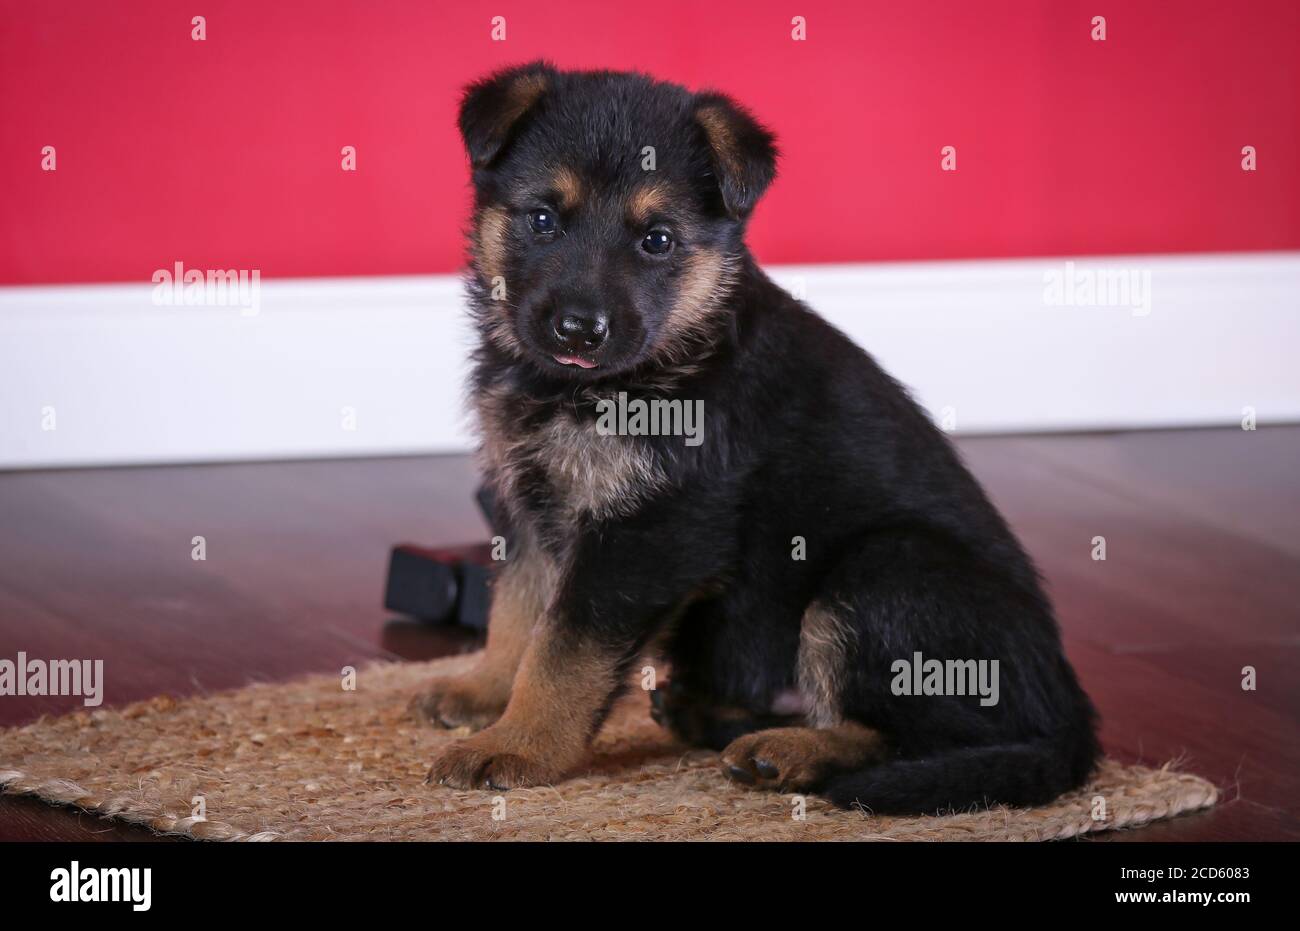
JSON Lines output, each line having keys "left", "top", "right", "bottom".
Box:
{"left": 1, "top": 252, "right": 1297, "bottom": 469}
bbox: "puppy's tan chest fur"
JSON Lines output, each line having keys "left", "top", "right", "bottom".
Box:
{"left": 477, "top": 393, "right": 666, "bottom": 521}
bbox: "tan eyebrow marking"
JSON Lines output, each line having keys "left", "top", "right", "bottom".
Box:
{"left": 627, "top": 182, "right": 673, "bottom": 225}
{"left": 549, "top": 166, "right": 584, "bottom": 211}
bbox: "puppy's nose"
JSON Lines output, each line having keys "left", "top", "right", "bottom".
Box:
{"left": 552, "top": 308, "right": 609, "bottom": 351}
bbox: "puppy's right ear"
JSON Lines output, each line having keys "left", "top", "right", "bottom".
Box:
{"left": 458, "top": 61, "right": 554, "bottom": 169}
{"left": 696, "top": 92, "right": 774, "bottom": 219}
{"left": 693, "top": 92, "right": 778, "bottom": 219}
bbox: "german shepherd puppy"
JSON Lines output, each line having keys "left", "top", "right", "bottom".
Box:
{"left": 420, "top": 62, "right": 1100, "bottom": 814}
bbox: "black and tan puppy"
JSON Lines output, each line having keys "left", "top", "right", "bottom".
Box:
{"left": 419, "top": 62, "right": 1100, "bottom": 814}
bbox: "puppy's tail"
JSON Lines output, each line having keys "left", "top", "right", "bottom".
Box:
{"left": 823, "top": 733, "right": 1099, "bottom": 815}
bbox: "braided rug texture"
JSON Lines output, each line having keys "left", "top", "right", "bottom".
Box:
{"left": 0, "top": 655, "right": 1216, "bottom": 841}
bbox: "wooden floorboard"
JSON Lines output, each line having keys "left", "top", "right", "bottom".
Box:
{"left": 1, "top": 427, "right": 1296, "bottom": 840}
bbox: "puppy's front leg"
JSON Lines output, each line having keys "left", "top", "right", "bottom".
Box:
{"left": 427, "top": 508, "right": 720, "bottom": 790}
{"left": 426, "top": 622, "right": 625, "bottom": 789}
{"left": 413, "top": 538, "right": 554, "bottom": 731}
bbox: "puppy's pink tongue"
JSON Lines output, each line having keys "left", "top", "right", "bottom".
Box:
{"left": 554, "top": 355, "right": 597, "bottom": 369}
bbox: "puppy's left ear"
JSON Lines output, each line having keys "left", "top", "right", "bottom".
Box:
{"left": 459, "top": 61, "right": 555, "bottom": 169}
{"left": 693, "top": 93, "right": 778, "bottom": 219}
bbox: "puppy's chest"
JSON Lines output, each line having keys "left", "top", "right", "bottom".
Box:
{"left": 479, "top": 401, "right": 667, "bottom": 522}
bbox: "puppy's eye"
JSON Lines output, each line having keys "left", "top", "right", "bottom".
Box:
{"left": 528, "top": 209, "right": 558, "bottom": 235}
{"left": 641, "top": 229, "right": 674, "bottom": 255}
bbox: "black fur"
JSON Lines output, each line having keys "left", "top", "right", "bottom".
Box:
{"left": 458, "top": 62, "right": 1100, "bottom": 814}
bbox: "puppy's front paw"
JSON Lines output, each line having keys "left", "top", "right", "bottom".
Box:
{"left": 426, "top": 734, "right": 562, "bottom": 790}
{"left": 411, "top": 676, "right": 507, "bottom": 732}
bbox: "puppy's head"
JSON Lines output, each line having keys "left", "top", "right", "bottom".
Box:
{"left": 460, "top": 62, "right": 777, "bottom": 380}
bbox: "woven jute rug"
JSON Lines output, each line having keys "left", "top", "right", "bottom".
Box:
{"left": 0, "top": 655, "right": 1216, "bottom": 841}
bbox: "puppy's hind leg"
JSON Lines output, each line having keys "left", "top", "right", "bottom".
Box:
{"left": 652, "top": 592, "right": 807, "bottom": 751}
{"left": 719, "top": 599, "right": 886, "bottom": 789}
{"left": 650, "top": 679, "right": 802, "bottom": 751}
{"left": 722, "top": 529, "right": 1100, "bottom": 813}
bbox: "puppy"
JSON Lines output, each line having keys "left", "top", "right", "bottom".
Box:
{"left": 419, "top": 62, "right": 1100, "bottom": 814}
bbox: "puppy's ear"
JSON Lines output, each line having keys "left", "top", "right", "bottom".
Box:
{"left": 693, "top": 93, "right": 778, "bottom": 219}
{"left": 458, "top": 61, "right": 554, "bottom": 169}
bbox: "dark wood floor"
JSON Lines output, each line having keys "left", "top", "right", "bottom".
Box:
{"left": 1, "top": 427, "right": 1297, "bottom": 841}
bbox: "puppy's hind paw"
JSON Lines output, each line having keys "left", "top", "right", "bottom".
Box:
{"left": 720, "top": 724, "right": 884, "bottom": 793}
{"left": 411, "top": 676, "right": 507, "bottom": 732}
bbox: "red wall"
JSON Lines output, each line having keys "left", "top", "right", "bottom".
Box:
{"left": 2, "top": 0, "right": 1297, "bottom": 284}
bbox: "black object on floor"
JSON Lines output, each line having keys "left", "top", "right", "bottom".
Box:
{"left": 383, "top": 543, "right": 492, "bottom": 630}
{"left": 382, "top": 484, "right": 500, "bottom": 630}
